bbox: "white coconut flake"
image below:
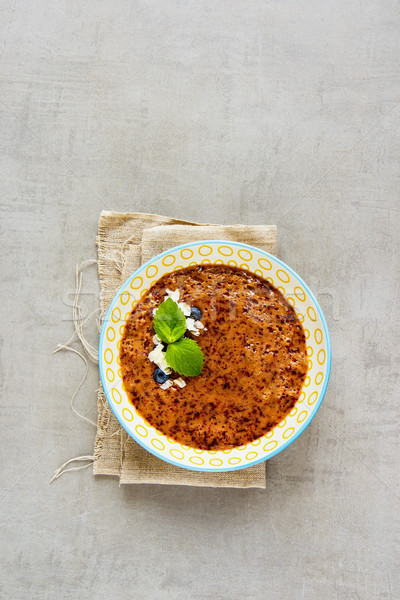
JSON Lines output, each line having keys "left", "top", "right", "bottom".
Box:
{"left": 148, "top": 344, "right": 171, "bottom": 374}
{"left": 185, "top": 317, "right": 196, "bottom": 331}
{"left": 178, "top": 302, "right": 191, "bottom": 316}
{"left": 152, "top": 334, "right": 161, "bottom": 344}
{"left": 164, "top": 289, "right": 191, "bottom": 316}
{"left": 160, "top": 380, "right": 173, "bottom": 390}
{"left": 185, "top": 317, "right": 200, "bottom": 336}
{"left": 174, "top": 377, "right": 186, "bottom": 388}
{"left": 165, "top": 288, "right": 180, "bottom": 303}
{"left": 148, "top": 344, "right": 163, "bottom": 364}
{"left": 194, "top": 320, "right": 204, "bottom": 330}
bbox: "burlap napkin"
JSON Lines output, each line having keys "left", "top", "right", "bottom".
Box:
{"left": 94, "top": 211, "right": 277, "bottom": 488}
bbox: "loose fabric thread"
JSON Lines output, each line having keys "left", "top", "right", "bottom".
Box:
{"left": 53, "top": 345, "right": 97, "bottom": 428}
{"left": 73, "top": 259, "right": 99, "bottom": 363}
{"left": 50, "top": 260, "right": 101, "bottom": 483}
{"left": 115, "top": 233, "right": 137, "bottom": 274}
{"left": 50, "top": 456, "right": 95, "bottom": 483}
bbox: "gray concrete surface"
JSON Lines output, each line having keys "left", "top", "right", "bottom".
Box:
{"left": 1, "top": 1, "right": 399, "bottom": 599}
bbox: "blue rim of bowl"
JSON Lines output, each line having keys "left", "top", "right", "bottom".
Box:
{"left": 99, "top": 240, "right": 332, "bottom": 472}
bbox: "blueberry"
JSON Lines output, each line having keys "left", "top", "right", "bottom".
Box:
{"left": 190, "top": 306, "right": 202, "bottom": 321}
{"left": 153, "top": 368, "right": 169, "bottom": 384}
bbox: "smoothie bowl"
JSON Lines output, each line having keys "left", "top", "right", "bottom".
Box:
{"left": 99, "top": 241, "right": 331, "bottom": 472}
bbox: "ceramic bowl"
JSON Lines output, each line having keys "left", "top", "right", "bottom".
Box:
{"left": 99, "top": 240, "right": 331, "bottom": 471}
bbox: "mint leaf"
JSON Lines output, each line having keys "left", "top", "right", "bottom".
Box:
{"left": 154, "top": 297, "right": 187, "bottom": 344}
{"left": 166, "top": 338, "right": 204, "bottom": 377}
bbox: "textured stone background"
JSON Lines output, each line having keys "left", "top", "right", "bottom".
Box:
{"left": 1, "top": 1, "right": 399, "bottom": 598}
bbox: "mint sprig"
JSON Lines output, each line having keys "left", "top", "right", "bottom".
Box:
{"left": 154, "top": 297, "right": 187, "bottom": 344}
{"left": 166, "top": 338, "right": 204, "bottom": 377}
{"left": 152, "top": 296, "right": 204, "bottom": 377}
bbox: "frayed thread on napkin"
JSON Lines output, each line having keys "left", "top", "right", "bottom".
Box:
{"left": 51, "top": 260, "right": 101, "bottom": 482}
